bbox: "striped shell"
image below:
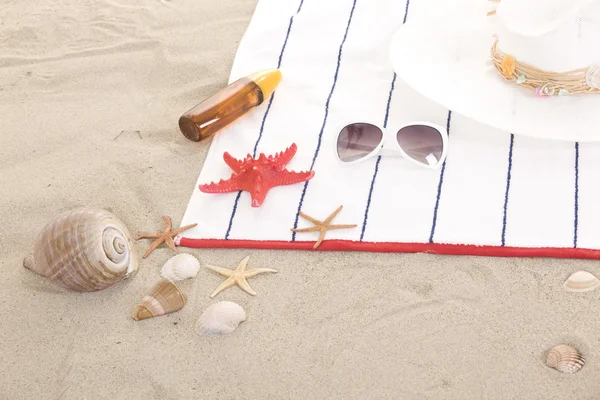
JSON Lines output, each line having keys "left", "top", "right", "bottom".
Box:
{"left": 546, "top": 344, "right": 585, "bottom": 374}
{"left": 195, "top": 301, "right": 246, "bottom": 336}
{"left": 23, "top": 208, "right": 138, "bottom": 292}
{"left": 586, "top": 64, "right": 600, "bottom": 90}
{"left": 132, "top": 279, "right": 185, "bottom": 321}
{"left": 160, "top": 254, "right": 200, "bottom": 281}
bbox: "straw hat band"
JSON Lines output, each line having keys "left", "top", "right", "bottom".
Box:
{"left": 491, "top": 39, "right": 600, "bottom": 97}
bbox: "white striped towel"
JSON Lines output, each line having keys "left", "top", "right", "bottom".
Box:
{"left": 177, "top": 0, "right": 600, "bottom": 260}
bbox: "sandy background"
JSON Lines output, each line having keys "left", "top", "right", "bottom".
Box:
{"left": 1, "top": 0, "right": 600, "bottom": 399}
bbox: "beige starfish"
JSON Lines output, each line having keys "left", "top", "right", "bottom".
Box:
{"left": 291, "top": 205, "right": 357, "bottom": 249}
{"left": 205, "top": 256, "right": 277, "bottom": 297}
{"left": 135, "top": 216, "right": 197, "bottom": 259}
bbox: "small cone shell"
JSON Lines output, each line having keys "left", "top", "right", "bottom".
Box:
{"left": 132, "top": 279, "right": 185, "bottom": 321}
{"left": 546, "top": 344, "right": 585, "bottom": 374}
{"left": 563, "top": 271, "right": 600, "bottom": 293}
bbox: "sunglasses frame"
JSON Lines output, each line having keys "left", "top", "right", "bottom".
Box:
{"left": 333, "top": 121, "right": 449, "bottom": 169}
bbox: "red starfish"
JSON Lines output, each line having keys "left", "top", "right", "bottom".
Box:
{"left": 199, "top": 143, "right": 315, "bottom": 207}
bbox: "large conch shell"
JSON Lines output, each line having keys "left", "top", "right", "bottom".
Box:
{"left": 131, "top": 279, "right": 185, "bottom": 321}
{"left": 23, "top": 207, "right": 138, "bottom": 292}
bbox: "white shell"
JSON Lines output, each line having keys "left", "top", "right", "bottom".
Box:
{"left": 23, "top": 208, "right": 138, "bottom": 292}
{"left": 586, "top": 64, "right": 600, "bottom": 90}
{"left": 563, "top": 270, "right": 600, "bottom": 292}
{"left": 541, "top": 83, "right": 555, "bottom": 96}
{"left": 546, "top": 344, "right": 585, "bottom": 374}
{"left": 160, "top": 253, "right": 200, "bottom": 281}
{"left": 195, "top": 301, "right": 247, "bottom": 336}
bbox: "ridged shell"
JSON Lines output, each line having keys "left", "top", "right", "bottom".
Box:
{"left": 586, "top": 64, "right": 600, "bottom": 90}
{"left": 132, "top": 279, "right": 185, "bottom": 321}
{"left": 563, "top": 271, "right": 600, "bottom": 292}
{"left": 160, "top": 254, "right": 200, "bottom": 281}
{"left": 195, "top": 301, "right": 246, "bottom": 336}
{"left": 546, "top": 344, "right": 585, "bottom": 374}
{"left": 23, "top": 208, "right": 138, "bottom": 292}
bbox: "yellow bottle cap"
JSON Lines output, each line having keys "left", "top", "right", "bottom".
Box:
{"left": 248, "top": 69, "right": 282, "bottom": 100}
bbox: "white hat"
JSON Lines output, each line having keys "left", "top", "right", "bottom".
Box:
{"left": 389, "top": 0, "right": 600, "bottom": 142}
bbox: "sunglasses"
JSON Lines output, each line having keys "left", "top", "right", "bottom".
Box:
{"left": 334, "top": 122, "right": 448, "bottom": 168}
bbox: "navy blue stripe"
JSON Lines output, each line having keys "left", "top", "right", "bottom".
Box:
{"left": 252, "top": 94, "right": 276, "bottom": 157}
{"left": 295, "top": 0, "right": 304, "bottom": 17}
{"left": 428, "top": 110, "right": 452, "bottom": 243}
{"left": 382, "top": 74, "right": 397, "bottom": 129}
{"left": 224, "top": 0, "right": 305, "bottom": 240}
{"left": 359, "top": 73, "right": 397, "bottom": 241}
{"left": 359, "top": 0, "right": 412, "bottom": 241}
{"left": 253, "top": 0, "right": 304, "bottom": 157}
{"left": 501, "top": 133, "right": 514, "bottom": 247}
{"left": 291, "top": 0, "right": 358, "bottom": 239}
{"left": 402, "top": 0, "right": 411, "bottom": 23}
{"left": 306, "top": 0, "right": 357, "bottom": 172}
{"left": 574, "top": 142, "right": 580, "bottom": 248}
{"left": 360, "top": 156, "right": 382, "bottom": 241}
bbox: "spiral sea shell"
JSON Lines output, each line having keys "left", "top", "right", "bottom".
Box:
{"left": 23, "top": 208, "right": 138, "bottom": 292}
{"left": 160, "top": 254, "right": 200, "bottom": 282}
{"left": 195, "top": 301, "right": 247, "bottom": 336}
{"left": 132, "top": 279, "right": 185, "bottom": 321}
{"left": 546, "top": 344, "right": 585, "bottom": 374}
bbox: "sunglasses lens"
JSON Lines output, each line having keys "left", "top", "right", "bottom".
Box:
{"left": 337, "top": 123, "right": 383, "bottom": 163}
{"left": 396, "top": 125, "right": 444, "bottom": 166}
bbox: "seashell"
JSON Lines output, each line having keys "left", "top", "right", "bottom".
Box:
{"left": 541, "top": 83, "right": 555, "bottom": 96}
{"left": 535, "top": 83, "right": 555, "bottom": 98}
{"left": 132, "top": 279, "right": 185, "bottom": 321}
{"left": 585, "top": 64, "right": 600, "bottom": 90}
{"left": 557, "top": 89, "right": 569, "bottom": 96}
{"left": 546, "top": 344, "right": 585, "bottom": 374}
{"left": 23, "top": 208, "right": 138, "bottom": 292}
{"left": 195, "top": 301, "right": 246, "bottom": 336}
{"left": 516, "top": 74, "right": 526, "bottom": 84}
{"left": 160, "top": 253, "right": 200, "bottom": 282}
{"left": 563, "top": 270, "right": 600, "bottom": 292}
{"left": 535, "top": 86, "right": 545, "bottom": 97}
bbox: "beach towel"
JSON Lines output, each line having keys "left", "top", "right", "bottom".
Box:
{"left": 177, "top": 0, "right": 600, "bottom": 260}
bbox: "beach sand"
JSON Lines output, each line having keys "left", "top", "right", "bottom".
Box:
{"left": 1, "top": 0, "right": 600, "bottom": 398}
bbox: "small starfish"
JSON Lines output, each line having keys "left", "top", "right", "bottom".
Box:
{"left": 291, "top": 205, "right": 357, "bottom": 249}
{"left": 205, "top": 256, "right": 277, "bottom": 297}
{"left": 135, "top": 216, "right": 197, "bottom": 259}
{"left": 199, "top": 143, "right": 315, "bottom": 207}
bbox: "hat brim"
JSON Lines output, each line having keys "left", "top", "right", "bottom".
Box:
{"left": 389, "top": 17, "right": 600, "bottom": 142}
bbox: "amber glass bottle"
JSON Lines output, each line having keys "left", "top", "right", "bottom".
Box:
{"left": 179, "top": 69, "right": 282, "bottom": 142}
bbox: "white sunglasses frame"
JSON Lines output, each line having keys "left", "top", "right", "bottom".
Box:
{"left": 333, "top": 121, "right": 449, "bottom": 169}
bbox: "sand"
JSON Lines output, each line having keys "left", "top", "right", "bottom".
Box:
{"left": 1, "top": 0, "right": 600, "bottom": 399}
